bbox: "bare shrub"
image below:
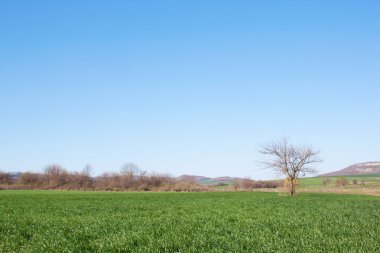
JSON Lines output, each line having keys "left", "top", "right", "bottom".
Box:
{"left": 119, "top": 163, "right": 143, "bottom": 189}
{"left": 96, "top": 172, "right": 124, "bottom": 190}
{"left": 44, "top": 164, "right": 69, "bottom": 188}
{"left": 231, "top": 180, "right": 240, "bottom": 191}
{"left": 147, "top": 173, "right": 175, "bottom": 190}
{"left": 241, "top": 178, "right": 254, "bottom": 190}
{"left": 172, "top": 182, "right": 209, "bottom": 192}
{"left": 67, "top": 172, "right": 93, "bottom": 189}
{"left": 323, "top": 177, "right": 331, "bottom": 186}
{"left": 335, "top": 177, "right": 349, "bottom": 187}
{"left": 252, "top": 180, "right": 280, "bottom": 188}
{"left": 231, "top": 179, "right": 280, "bottom": 190}
{"left": 0, "top": 171, "right": 13, "bottom": 185}
{"left": 18, "top": 172, "right": 43, "bottom": 188}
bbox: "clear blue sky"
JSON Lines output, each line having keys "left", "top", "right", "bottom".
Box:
{"left": 1, "top": 1, "right": 379, "bottom": 179}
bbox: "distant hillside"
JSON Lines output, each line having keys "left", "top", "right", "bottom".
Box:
{"left": 7, "top": 172, "right": 22, "bottom": 180}
{"left": 176, "top": 175, "right": 246, "bottom": 185}
{"left": 176, "top": 175, "right": 208, "bottom": 182}
{"left": 320, "top": 162, "right": 380, "bottom": 177}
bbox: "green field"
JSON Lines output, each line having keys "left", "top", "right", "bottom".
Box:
{"left": 298, "top": 174, "right": 380, "bottom": 188}
{"left": 0, "top": 191, "right": 379, "bottom": 252}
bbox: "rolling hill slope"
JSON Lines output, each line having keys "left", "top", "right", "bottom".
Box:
{"left": 320, "top": 162, "right": 380, "bottom": 177}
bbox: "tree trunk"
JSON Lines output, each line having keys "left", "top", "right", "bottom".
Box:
{"left": 289, "top": 178, "right": 296, "bottom": 196}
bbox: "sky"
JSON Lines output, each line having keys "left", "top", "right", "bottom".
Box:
{"left": 0, "top": 0, "right": 379, "bottom": 179}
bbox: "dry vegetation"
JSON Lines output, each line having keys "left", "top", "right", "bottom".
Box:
{"left": 0, "top": 165, "right": 280, "bottom": 192}
{"left": 297, "top": 187, "right": 380, "bottom": 196}
{"left": 231, "top": 178, "right": 280, "bottom": 190}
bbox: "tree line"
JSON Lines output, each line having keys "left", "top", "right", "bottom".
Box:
{"left": 0, "top": 163, "right": 280, "bottom": 191}
{"left": 323, "top": 177, "right": 365, "bottom": 187}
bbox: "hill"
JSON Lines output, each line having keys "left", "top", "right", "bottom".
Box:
{"left": 320, "top": 162, "right": 380, "bottom": 177}
{"left": 176, "top": 175, "right": 246, "bottom": 185}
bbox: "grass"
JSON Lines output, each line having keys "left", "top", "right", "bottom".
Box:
{"left": 0, "top": 191, "right": 379, "bottom": 252}
{"left": 298, "top": 174, "right": 380, "bottom": 188}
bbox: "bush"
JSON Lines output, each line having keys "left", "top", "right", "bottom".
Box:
{"left": 18, "top": 172, "right": 44, "bottom": 188}
{"left": 44, "top": 164, "right": 69, "bottom": 188}
{"left": 322, "top": 177, "right": 331, "bottom": 186}
{"left": 231, "top": 179, "right": 280, "bottom": 190}
{"left": 335, "top": 177, "right": 349, "bottom": 187}
{"left": 0, "top": 171, "right": 13, "bottom": 185}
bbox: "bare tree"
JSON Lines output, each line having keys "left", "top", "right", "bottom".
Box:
{"left": 335, "top": 177, "right": 349, "bottom": 187}
{"left": 0, "top": 170, "right": 13, "bottom": 185}
{"left": 44, "top": 164, "right": 68, "bottom": 188}
{"left": 121, "top": 162, "right": 141, "bottom": 176}
{"left": 259, "top": 138, "right": 322, "bottom": 196}
{"left": 71, "top": 164, "right": 94, "bottom": 189}
{"left": 120, "top": 162, "right": 141, "bottom": 189}
{"left": 82, "top": 164, "right": 93, "bottom": 177}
